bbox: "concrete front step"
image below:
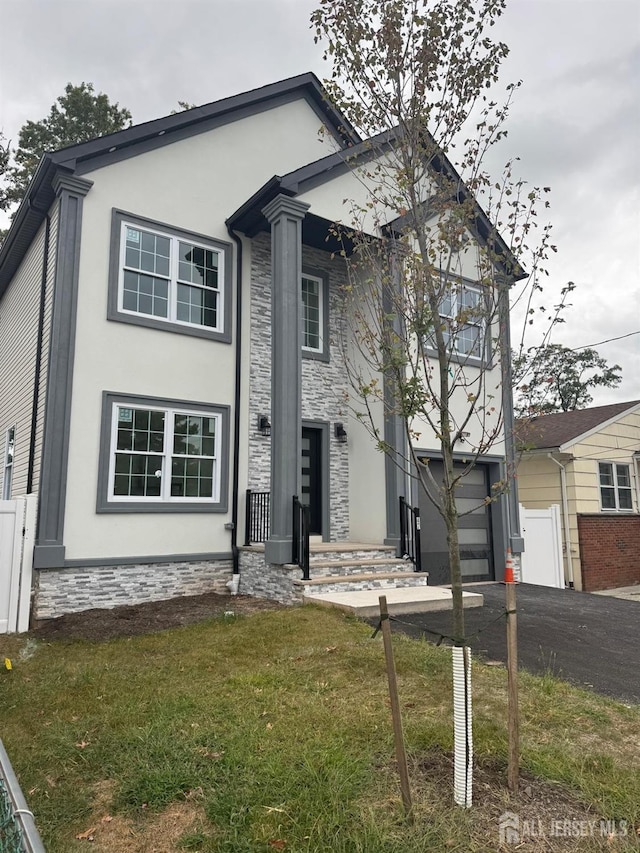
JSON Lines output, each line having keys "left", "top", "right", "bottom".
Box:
{"left": 306, "top": 557, "right": 417, "bottom": 578}
{"left": 304, "top": 586, "right": 484, "bottom": 617}
{"left": 295, "top": 570, "right": 428, "bottom": 596}
{"left": 309, "top": 543, "right": 398, "bottom": 564}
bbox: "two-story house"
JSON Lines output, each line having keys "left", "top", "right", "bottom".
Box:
{"left": 0, "top": 73, "right": 518, "bottom": 621}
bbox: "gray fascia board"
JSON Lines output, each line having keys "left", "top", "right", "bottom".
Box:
{"left": 1, "top": 74, "right": 359, "bottom": 292}
{"left": 60, "top": 552, "right": 233, "bottom": 569}
{"left": 57, "top": 74, "right": 359, "bottom": 175}
{"left": 0, "top": 158, "right": 69, "bottom": 296}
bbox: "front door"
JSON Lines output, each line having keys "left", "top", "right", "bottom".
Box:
{"left": 301, "top": 427, "right": 322, "bottom": 535}
{"left": 418, "top": 460, "right": 494, "bottom": 585}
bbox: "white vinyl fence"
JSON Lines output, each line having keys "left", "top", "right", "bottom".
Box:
{"left": 0, "top": 495, "right": 36, "bottom": 633}
{"left": 519, "top": 504, "right": 564, "bottom": 589}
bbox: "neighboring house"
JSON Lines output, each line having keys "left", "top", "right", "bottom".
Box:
{"left": 517, "top": 401, "right": 640, "bottom": 591}
{"left": 0, "top": 73, "right": 520, "bottom": 621}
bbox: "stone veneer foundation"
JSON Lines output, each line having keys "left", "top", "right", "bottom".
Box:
{"left": 33, "top": 559, "right": 233, "bottom": 619}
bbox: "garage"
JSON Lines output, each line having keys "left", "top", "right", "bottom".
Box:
{"left": 417, "top": 459, "right": 497, "bottom": 585}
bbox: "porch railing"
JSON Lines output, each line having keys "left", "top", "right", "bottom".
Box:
{"left": 292, "top": 495, "right": 311, "bottom": 580}
{"left": 399, "top": 495, "right": 423, "bottom": 572}
{"left": 244, "top": 490, "right": 270, "bottom": 545}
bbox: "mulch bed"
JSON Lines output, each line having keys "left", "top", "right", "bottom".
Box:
{"left": 32, "top": 592, "right": 284, "bottom": 642}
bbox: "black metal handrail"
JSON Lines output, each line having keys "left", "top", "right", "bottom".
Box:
{"left": 292, "top": 495, "right": 310, "bottom": 580}
{"left": 399, "top": 495, "right": 423, "bottom": 572}
{"left": 244, "top": 490, "right": 270, "bottom": 545}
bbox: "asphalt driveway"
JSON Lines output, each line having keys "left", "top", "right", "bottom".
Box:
{"left": 381, "top": 583, "right": 640, "bottom": 704}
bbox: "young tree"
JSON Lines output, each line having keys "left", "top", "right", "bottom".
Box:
{"left": 514, "top": 344, "right": 622, "bottom": 415}
{"left": 1, "top": 82, "right": 132, "bottom": 212}
{"left": 311, "top": 0, "right": 562, "bottom": 644}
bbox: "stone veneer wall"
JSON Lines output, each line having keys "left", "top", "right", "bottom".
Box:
{"left": 33, "top": 559, "right": 233, "bottom": 619}
{"left": 239, "top": 548, "right": 301, "bottom": 604}
{"left": 248, "top": 233, "right": 350, "bottom": 540}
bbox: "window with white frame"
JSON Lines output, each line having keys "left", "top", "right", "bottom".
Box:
{"left": 2, "top": 427, "right": 15, "bottom": 500}
{"left": 108, "top": 211, "right": 231, "bottom": 343}
{"left": 97, "top": 394, "right": 229, "bottom": 512}
{"left": 598, "top": 462, "right": 633, "bottom": 511}
{"left": 436, "top": 279, "right": 485, "bottom": 359}
{"left": 301, "top": 273, "right": 323, "bottom": 352}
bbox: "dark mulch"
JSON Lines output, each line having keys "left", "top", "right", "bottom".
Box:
{"left": 32, "top": 592, "right": 284, "bottom": 642}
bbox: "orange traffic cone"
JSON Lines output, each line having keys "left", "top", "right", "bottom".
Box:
{"left": 504, "top": 548, "right": 515, "bottom": 584}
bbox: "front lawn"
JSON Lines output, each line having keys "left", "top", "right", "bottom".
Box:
{"left": 1, "top": 606, "right": 638, "bottom": 851}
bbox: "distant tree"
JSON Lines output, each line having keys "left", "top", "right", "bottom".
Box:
{"left": 0, "top": 131, "right": 10, "bottom": 243}
{"left": 171, "top": 101, "right": 197, "bottom": 114}
{"left": 514, "top": 344, "right": 622, "bottom": 415}
{"left": 1, "top": 82, "right": 132, "bottom": 212}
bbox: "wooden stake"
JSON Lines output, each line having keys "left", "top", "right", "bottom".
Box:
{"left": 378, "top": 595, "right": 413, "bottom": 820}
{"left": 506, "top": 581, "right": 519, "bottom": 792}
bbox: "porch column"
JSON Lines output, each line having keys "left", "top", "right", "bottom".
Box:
{"left": 383, "top": 245, "right": 409, "bottom": 552}
{"left": 262, "top": 194, "right": 310, "bottom": 565}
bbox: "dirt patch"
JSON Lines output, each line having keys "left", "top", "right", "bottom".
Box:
{"left": 414, "top": 748, "right": 638, "bottom": 850}
{"left": 72, "top": 781, "right": 211, "bottom": 851}
{"left": 33, "top": 592, "right": 284, "bottom": 642}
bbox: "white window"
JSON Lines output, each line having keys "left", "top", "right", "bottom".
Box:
{"left": 437, "top": 280, "right": 484, "bottom": 359}
{"left": 301, "top": 273, "right": 323, "bottom": 352}
{"left": 119, "top": 222, "right": 223, "bottom": 332}
{"left": 598, "top": 462, "right": 633, "bottom": 512}
{"left": 108, "top": 404, "right": 220, "bottom": 503}
{"left": 2, "top": 427, "right": 15, "bottom": 500}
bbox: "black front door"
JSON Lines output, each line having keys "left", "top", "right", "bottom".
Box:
{"left": 418, "top": 460, "right": 494, "bottom": 585}
{"left": 301, "top": 427, "right": 322, "bottom": 535}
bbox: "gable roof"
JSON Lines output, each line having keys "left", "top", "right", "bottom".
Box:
{"left": 0, "top": 73, "right": 360, "bottom": 296}
{"left": 227, "top": 127, "right": 525, "bottom": 281}
{"left": 516, "top": 400, "right": 640, "bottom": 450}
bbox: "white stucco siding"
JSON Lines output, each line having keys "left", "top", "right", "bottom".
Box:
{"left": 0, "top": 203, "right": 58, "bottom": 499}
{"left": 63, "top": 97, "right": 336, "bottom": 561}
{"left": 82, "top": 98, "right": 337, "bottom": 240}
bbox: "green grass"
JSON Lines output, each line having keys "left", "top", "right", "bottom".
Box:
{"left": 1, "top": 606, "right": 639, "bottom": 851}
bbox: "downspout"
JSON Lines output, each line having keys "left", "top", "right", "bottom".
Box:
{"left": 225, "top": 223, "right": 244, "bottom": 593}
{"left": 27, "top": 211, "right": 51, "bottom": 494}
{"left": 547, "top": 453, "right": 574, "bottom": 587}
{"left": 498, "top": 277, "right": 524, "bottom": 556}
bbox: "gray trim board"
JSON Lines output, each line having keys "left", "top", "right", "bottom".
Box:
{"left": 57, "top": 551, "right": 233, "bottom": 569}
{"left": 108, "top": 209, "right": 233, "bottom": 342}
{"left": 301, "top": 265, "right": 330, "bottom": 363}
{"left": 96, "top": 391, "right": 231, "bottom": 513}
{"left": 302, "top": 419, "right": 331, "bottom": 542}
{"left": 34, "top": 175, "right": 93, "bottom": 569}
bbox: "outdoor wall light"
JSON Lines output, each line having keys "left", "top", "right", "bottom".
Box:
{"left": 258, "top": 415, "right": 271, "bottom": 437}
{"left": 335, "top": 422, "right": 348, "bottom": 443}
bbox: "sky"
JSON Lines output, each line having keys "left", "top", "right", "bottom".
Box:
{"left": 1, "top": 0, "right": 639, "bottom": 405}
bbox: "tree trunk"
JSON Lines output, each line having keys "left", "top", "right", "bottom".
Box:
{"left": 442, "top": 442, "right": 464, "bottom": 644}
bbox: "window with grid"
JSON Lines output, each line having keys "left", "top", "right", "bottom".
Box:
{"left": 598, "top": 462, "right": 633, "bottom": 511}
{"left": 435, "top": 280, "right": 484, "bottom": 359}
{"left": 109, "top": 404, "right": 219, "bottom": 503}
{"left": 301, "top": 274, "right": 323, "bottom": 352}
{"left": 2, "top": 427, "right": 14, "bottom": 500}
{"left": 120, "top": 223, "right": 222, "bottom": 331}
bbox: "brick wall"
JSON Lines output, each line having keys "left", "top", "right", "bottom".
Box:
{"left": 578, "top": 514, "right": 640, "bottom": 591}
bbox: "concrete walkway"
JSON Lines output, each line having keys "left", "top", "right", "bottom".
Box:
{"left": 591, "top": 584, "right": 640, "bottom": 603}
{"left": 305, "top": 585, "right": 483, "bottom": 617}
